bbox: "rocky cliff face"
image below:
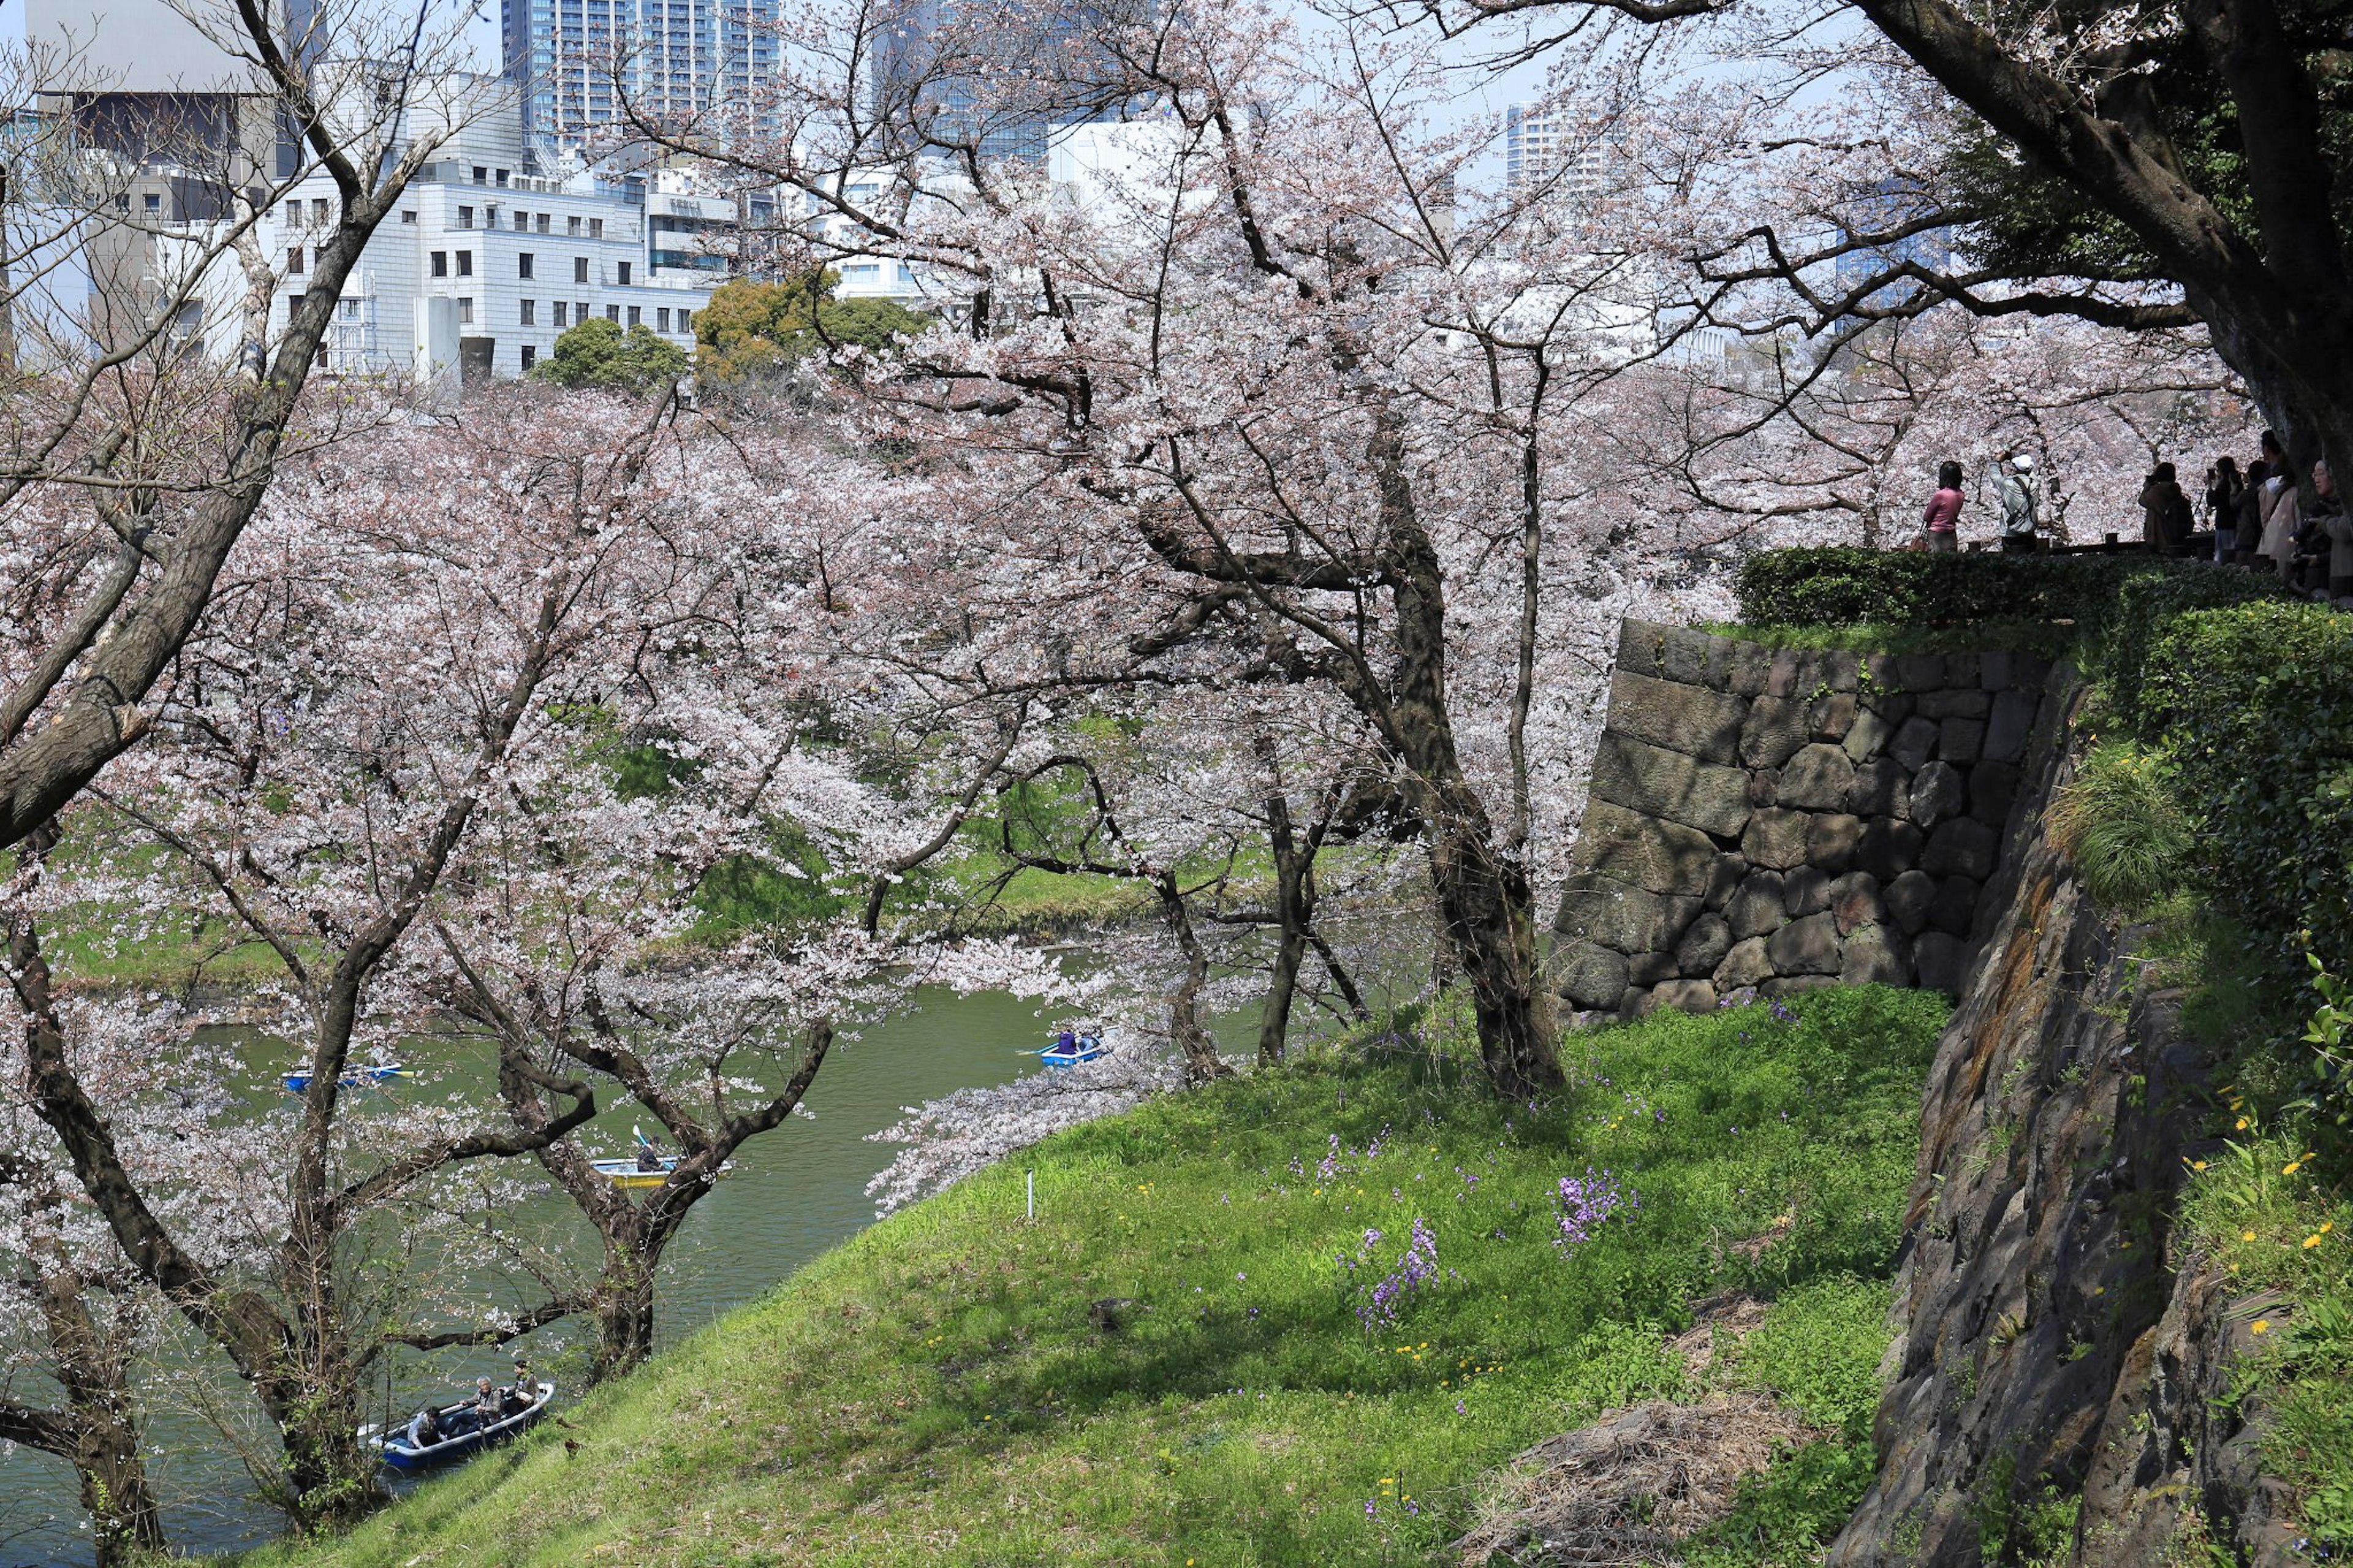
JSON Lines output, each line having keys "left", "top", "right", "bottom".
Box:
{"left": 1552, "top": 622, "right": 2056, "bottom": 1017}
{"left": 1824, "top": 684, "right": 2299, "bottom": 1567}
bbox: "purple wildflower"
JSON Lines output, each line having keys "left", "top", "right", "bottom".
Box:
{"left": 1553, "top": 1167, "right": 1637, "bottom": 1251}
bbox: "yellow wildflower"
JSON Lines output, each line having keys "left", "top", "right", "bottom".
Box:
{"left": 2252, "top": 1319, "right": 2272, "bottom": 1334}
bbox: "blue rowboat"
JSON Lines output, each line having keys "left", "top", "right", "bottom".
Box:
{"left": 364, "top": 1382, "right": 555, "bottom": 1472}
{"left": 282, "top": 1062, "right": 408, "bottom": 1094}
{"left": 1039, "top": 1034, "right": 1110, "bottom": 1070}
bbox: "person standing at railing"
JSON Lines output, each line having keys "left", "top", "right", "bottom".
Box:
{"left": 2205, "top": 457, "right": 2244, "bottom": 562}
{"left": 1920, "top": 460, "right": 1965, "bottom": 553}
{"left": 2139, "top": 463, "right": 2193, "bottom": 556}
{"left": 1993, "top": 452, "right": 2040, "bottom": 555}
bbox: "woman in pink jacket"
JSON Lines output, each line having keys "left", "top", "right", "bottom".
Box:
{"left": 1920, "top": 461, "right": 1965, "bottom": 553}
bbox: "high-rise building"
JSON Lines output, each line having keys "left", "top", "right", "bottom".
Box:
{"left": 502, "top": 0, "right": 779, "bottom": 152}
{"left": 870, "top": 0, "right": 1142, "bottom": 162}
{"left": 1504, "top": 103, "right": 1613, "bottom": 202}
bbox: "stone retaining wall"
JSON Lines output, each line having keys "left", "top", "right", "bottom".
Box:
{"left": 1551, "top": 620, "right": 2056, "bottom": 1017}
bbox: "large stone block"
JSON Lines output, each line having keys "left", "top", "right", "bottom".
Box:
{"left": 1726, "top": 872, "right": 1787, "bottom": 940}
{"left": 1615, "top": 619, "right": 1672, "bottom": 678}
{"left": 1713, "top": 936, "right": 1774, "bottom": 990}
{"left": 1984, "top": 689, "right": 2039, "bottom": 765}
{"left": 1763, "top": 974, "right": 1840, "bottom": 999}
{"left": 1555, "top": 873, "right": 1702, "bottom": 954}
{"left": 1892, "top": 653, "right": 1947, "bottom": 692}
{"left": 1808, "top": 692, "right": 1857, "bottom": 741}
{"left": 1659, "top": 626, "right": 1730, "bottom": 687}
{"left": 1740, "top": 697, "right": 1812, "bottom": 770}
{"left": 1978, "top": 650, "right": 2017, "bottom": 691}
{"left": 1705, "top": 853, "right": 1747, "bottom": 910}
{"left": 1922, "top": 817, "right": 1999, "bottom": 881}
{"left": 1917, "top": 687, "right": 1991, "bottom": 720}
{"left": 1890, "top": 714, "right": 1940, "bottom": 771}
{"left": 1675, "top": 912, "right": 1735, "bottom": 978}
{"left": 1969, "top": 761, "right": 2023, "bottom": 826}
{"left": 1784, "top": 864, "right": 1832, "bottom": 917}
{"left": 1741, "top": 807, "right": 1811, "bottom": 870}
{"left": 1806, "top": 812, "right": 1865, "bottom": 874}
{"left": 1777, "top": 744, "right": 1857, "bottom": 810}
{"left": 1840, "top": 922, "right": 1912, "bottom": 986}
{"left": 1843, "top": 708, "right": 1896, "bottom": 763}
{"left": 1849, "top": 757, "right": 1911, "bottom": 819}
{"left": 1569, "top": 801, "right": 1721, "bottom": 897}
{"left": 1829, "top": 870, "right": 1885, "bottom": 935}
{"left": 1646, "top": 978, "right": 1721, "bottom": 1015}
{"left": 1629, "top": 952, "right": 1680, "bottom": 987}
{"left": 1860, "top": 817, "right": 1925, "bottom": 880}
{"left": 1884, "top": 869, "right": 1937, "bottom": 936}
{"left": 1909, "top": 760, "right": 1966, "bottom": 828}
{"left": 1725, "top": 640, "right": 1771, "bottom": 697}
{"left": 1608, "top": 669, "right": 1748, "bottom": 763}
{"left": 1591, "top": 732, "right": 1753, "bottom": 838}
{"left": 1928, "top": 874, "right": 1980, "bottom": 936}
{"left": 1766, "top": 911, "right": 1843, "bottom": 975}
{"left": 1553, "top": 939, "right": 1629, "bottom": 1009}
{"left": 1914, "top": 930, "right": 1971, "bottom": 994}
{"left": 1939, "top": 716, "right": 1987, "bottom": 764}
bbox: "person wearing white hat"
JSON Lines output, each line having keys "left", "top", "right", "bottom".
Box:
{"left": 1996, "top": 451, "right": 2040, "bottom": 554}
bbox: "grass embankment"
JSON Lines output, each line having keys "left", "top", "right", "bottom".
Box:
{"left": 233, "top": 987, "right": 1945, "bottom": 1568}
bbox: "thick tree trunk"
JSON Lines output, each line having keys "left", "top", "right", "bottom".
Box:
{"left": 268, "top": 1376, "right": 382, "bottom": 1530}
{"left": 591, "top": 1236, "right": 661, "bottom": 1382}
{"left": 72, "top": 1419, "right": 161, "bottom": 1567}
{"left": 35, "top": 1273, "right": 162, "bottom": 1564}
{"left": 1154, "top": 871, "right": 1234, "bottom": 1085}
{"left": 1255, "top": 740, "right": 1311, "bottom": 1065}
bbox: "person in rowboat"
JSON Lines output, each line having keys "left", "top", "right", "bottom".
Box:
{"left": 1052, "top": 1026, "right": 1075, "bottom": 1055}
{"left": 406, "top": 1407, "right": 442, "bottom": 1449}
{"left": 635, "top": 1142, "right": 663, "bottom": 1173}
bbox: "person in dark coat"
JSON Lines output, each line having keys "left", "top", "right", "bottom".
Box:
{"left": 2139, "top": 463, "right": 2192, "bottom": 555}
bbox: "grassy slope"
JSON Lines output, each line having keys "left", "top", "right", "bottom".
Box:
{"left": 234, "top": 987, "right": 1947, "bottom": 1568}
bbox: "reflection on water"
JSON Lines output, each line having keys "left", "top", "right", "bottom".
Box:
{"left": 0, "top": 987, "right": 1096, "bottom": 1567}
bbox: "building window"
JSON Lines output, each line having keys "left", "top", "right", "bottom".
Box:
{"left": 678, "top": 309, "right": 691, "bottom": 331}
{"left": 287, "top": 246, "right": 305, "bottom": 274}
{"left": 457, "top": 251, "right": 473, "bottom": 277}
{"left": 567, "top": 215, "right": 582, "bottom": 237}
{"left": 284, "top": 199, "right": 301, "bottom": 224}
{"left": 430, "top": 251, "right": 447, "bottom": 277}
{"left": 458, "top": 297, "right": 474, "bottom": 325}
{"left": 513, "top": 210, "right": 528, "bottom": 232}
{"left": 518, "top": 252, "right": 534, "bottom": 279}
{"left": 589, "top": 218, "right": 604, "bottom": 240}
{"left": 143, "top": 192, "right": 161, "bottom": 213}
{"left": 495, "top": 169, "right": 509, "bottom": 187}
{"left": 339, "top": 297, "right": 360, "bottom": 319}
{"left": 520, "top": 299, "right": 536, "bottom": 325}
{"left": 577, "top": 300, "right": 589, "bottom": 322}
{"left": 553, "top": 301, "right": 567, "bottom": 327}
{"left": 574, "top": 257, "right": 589, "bottom": 284}
{"left": 312, "top": 197, "right": 328, "bottom": 225}
{"left": 656, "top": 308, "right": 670, "bottom": 333}
{"left": 627, "top": 305, "right": 640, "bottom": 326}
{"left": 521, "top": 345, "right": 537, "bottom": 371}
{"left": 401, "top": 210, "right": 417, "bottom": 223}
{"left": 457, "top": 205, "right": 473, "bottom": 229}
{"left": 617, "top": 262, "right": 631, "bottom": 285}
{"left": 536, "top": 212, "right": 550, "bottom": 234}
{"left": 606, "top": 304, "right": 620, "bottom": 322}
{"left": 472, "top": 165, "right": 487, "bottom": 184}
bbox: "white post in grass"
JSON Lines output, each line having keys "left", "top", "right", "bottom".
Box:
{"left": 1026, "top": 1169, "right": 1035, "bottom": 1221}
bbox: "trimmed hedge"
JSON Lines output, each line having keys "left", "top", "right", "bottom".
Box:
{"left": 2141, "top": 602, "right": 2353, "bottom": 972}
{"left": 1734, "top": 548, "right": 2289, "bottom": 640}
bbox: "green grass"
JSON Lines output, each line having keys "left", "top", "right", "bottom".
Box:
{"left": 2045, "top": 739, "right": 2192, "bottom": 918}
{"left": 228, "top": 986, "right": 1946, "bottom": 1568}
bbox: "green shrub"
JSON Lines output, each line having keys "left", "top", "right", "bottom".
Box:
{"left": 2045, "top": 741, "right": 2191, "bottom": 916}
{"left": 2138, "top": 601, "right": 2353, "bottom": 973}
{"left": 1722, "top": 1275, "right": 1892, "bottom": 1440}
{"left": 1733, "top": 548, "right": 2290, "bottom": 639}
{"left": 2093, "top": 565, "right": 2299, "bottom": 727}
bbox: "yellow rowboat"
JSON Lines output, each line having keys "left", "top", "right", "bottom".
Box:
{"left": 588, "top": 1154, "right": 734, "bottom": 1189}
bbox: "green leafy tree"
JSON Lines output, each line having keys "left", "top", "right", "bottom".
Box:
{"left": 529, "top": 317, "right": 690, "bottom": 395}
{"left": 694, "top": 271, "right": 930, "bottom": 384}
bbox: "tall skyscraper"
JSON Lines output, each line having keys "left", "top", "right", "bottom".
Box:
{"left": 503, "top": 0, "right": 778, "bottom": 152}
{"left": 870, "top": 0, "right": 1142, "bottom": 162}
